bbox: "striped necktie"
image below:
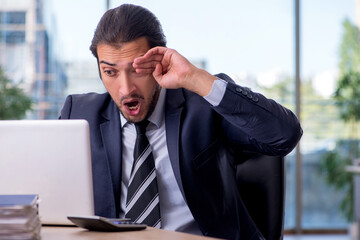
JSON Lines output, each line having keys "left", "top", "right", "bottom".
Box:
{"left": 125, "top": 120, "right": 161, "bottom": 228}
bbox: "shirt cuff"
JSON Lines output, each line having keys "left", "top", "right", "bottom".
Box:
{"left": 203, "top": 78, "right": 228, "bottom": 106}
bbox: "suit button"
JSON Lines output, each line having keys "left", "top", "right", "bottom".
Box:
{"left": 253, "top": 96, "right": 259, "bottom": 102}
{"left": 242, "top": 91, "right": 248, "bottom": 96}
{"left": 235, "top": 87, "right": 242, "bottom": 93}
{"left": 247, "top": 94, "right": 253, "bottom": 99}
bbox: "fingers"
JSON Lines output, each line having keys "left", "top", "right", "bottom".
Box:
{"left": 133, "top": 53, "right": 163, "bottom": 74}
{"left": 133, "top": 46, "right": 166, "bottom": 65}
{"left": 140, "top": 47, "right": 167, "bottom": 60}
{"left": 133, "top": 54, "right": 163, "bottom": 66}
{"left": 133, "top": 47, "right": 169, "bottom": 76}
{"left": 135, "top": 67, "right": 156, "bottom": 75}
{"left": 153, "top": 63, "right": 163, "bottom": 80}
{"left": 133, "top": 58, "right": 159, "bottom": 69}
{"left": 133, "top": 47, "right": 172, "bottom": 84}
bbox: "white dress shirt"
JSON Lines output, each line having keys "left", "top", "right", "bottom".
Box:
{"left": 119, "top": 79, "right": 227, "bottom": 234}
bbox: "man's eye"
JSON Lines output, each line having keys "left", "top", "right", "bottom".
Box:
{"left": 104, "top": 70, "right": 115, "bottom": 76}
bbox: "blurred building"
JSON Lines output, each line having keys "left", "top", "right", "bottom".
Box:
{"left": 0, "top": 0, "right": 67, "bottom": 119}
{"left": 65, "top": 60, "right": 105, "bottom": 96}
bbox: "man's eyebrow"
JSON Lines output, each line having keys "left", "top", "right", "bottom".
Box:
{"left": 99, "top": 60, "right": 116, "bottom": 66}
{"left": 99, "top": 60, "right": 135, "bottom": 69}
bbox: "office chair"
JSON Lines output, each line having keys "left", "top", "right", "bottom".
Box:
{"left": 236, "top": 154, "right": 285, "bottom": 240}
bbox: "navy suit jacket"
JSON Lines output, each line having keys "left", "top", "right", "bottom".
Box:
{"left": 60, "top": 74, "right": 302, "bottom": 240}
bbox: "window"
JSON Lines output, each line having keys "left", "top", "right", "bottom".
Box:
{"left": 299, "top": 0, "right": 355, "bottom": 230}
{"left": 0, "top": 11, "right": 26, "bottom": 24}
{"left": 0, "top": 31, "right": 25, "bottom": 44}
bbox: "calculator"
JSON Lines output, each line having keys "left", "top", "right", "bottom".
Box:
{"left": 67, "top": 215, "right": 147, "bottom": 232}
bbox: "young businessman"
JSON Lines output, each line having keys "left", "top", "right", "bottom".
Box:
{"left": 60, "top": 4, "right": 302, "bottom": 240}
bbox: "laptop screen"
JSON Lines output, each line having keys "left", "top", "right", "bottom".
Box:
{"left": 0, "top": 120, "right": 94, "bottom": 225}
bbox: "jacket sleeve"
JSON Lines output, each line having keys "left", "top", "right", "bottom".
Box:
{"left": 213, "top": 78, "right": 302, "bottom": 156}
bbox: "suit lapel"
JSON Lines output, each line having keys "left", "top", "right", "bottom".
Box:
{"left": 165, "top": 89, "right": 186, "bottom": 198}
{"left": 99, "top": 100, "right": 122, "bottom": 216}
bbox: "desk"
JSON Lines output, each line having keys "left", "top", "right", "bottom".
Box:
{"left": 41, "top": 226, "right": 219, "bottom": 240}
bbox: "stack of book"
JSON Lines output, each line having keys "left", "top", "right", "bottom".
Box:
{"left": 0, "top": 195, "right": 41, "bottom": 240}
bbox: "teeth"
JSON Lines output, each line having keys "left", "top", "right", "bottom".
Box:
{"left": 125, "top": 100, "right": 139, "bottom": 111}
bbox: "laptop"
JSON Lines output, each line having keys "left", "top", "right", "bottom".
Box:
{"left": 0, "top": 120, "right": 94, "bottom": 225}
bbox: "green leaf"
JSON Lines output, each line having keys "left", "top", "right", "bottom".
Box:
{"left": 0, "top": 67, "right": 32, "bottom": 119}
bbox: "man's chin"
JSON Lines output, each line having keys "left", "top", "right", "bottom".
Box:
{"left": 119, "top": 110, "right": 145, "bottom": 124}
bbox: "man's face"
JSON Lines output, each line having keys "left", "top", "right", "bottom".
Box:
{"left": 97, "top": 37, "right": 160, "bottom": 123}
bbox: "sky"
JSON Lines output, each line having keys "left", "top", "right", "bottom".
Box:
{"left": 45, "top": 0, "right": 355, "bottom": 97}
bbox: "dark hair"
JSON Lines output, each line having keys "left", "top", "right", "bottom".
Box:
{"left": 90, "top": 4, "right": 166, "bottom": 59}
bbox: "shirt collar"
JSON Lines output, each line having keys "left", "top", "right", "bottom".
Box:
{"left": 120, "top": 87, "right": 166, "bottom": 128}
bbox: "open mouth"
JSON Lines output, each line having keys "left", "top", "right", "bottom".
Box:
{"left": 123, "top": 99, "right": 142, "bottom": 116}
{"left": 126, "top": 100, "right": 139, "bottom": 110}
